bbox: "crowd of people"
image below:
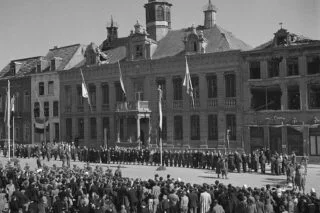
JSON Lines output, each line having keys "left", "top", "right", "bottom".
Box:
{"left": 0, "top": 155, "right": 318, "bottom": 213}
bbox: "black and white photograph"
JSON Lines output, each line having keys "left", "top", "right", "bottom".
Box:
{"left": 0, "top": 0, "right": 319, "bottom": 212}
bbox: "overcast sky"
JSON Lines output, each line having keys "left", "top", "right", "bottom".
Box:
{"left": 0, "top": 0, "right": 319, "bottom": 69}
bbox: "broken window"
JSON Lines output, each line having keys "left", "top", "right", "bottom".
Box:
{"left": 249, "top": 61, "right": 261, "bottom": 79}
{"left": 287, "top": 57, "right": 299, "bottom": 76}
{"left": 308, "top": 84, "right": 320, "bottom": 109}
{"left": 251, "top": 86, "right": 282, "bottom": 111}
{"left": 287, "top": 85, "right": 300, "bottom": 110}
{"left": 307, "top": 55, "right": 320, "bottom": 75}
{"left": 268, "top": 57, "right": 282, "bottom": 78}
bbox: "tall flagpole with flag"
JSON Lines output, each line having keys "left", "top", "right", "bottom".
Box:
{"left": 183, "top": 56, "right": 195, "bottom": 108}
{"left": 80, "top": 69, "right": 92, "bottom": 112}
{"left": 157, "top": 85, "right": 165, "bottom": 170}
{"left": 7, "top": 80, "right": 11, "bottom": 160}
{"left": 11, "top": 95, "right": 15, "bottom": 157}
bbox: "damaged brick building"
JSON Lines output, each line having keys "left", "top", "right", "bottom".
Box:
{"left": 242, "top": 27, "right": 320, "bottom": 158}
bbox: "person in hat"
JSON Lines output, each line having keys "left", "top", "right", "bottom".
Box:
{"left": 114, "top": 165, "right": 122, "bottom": 178}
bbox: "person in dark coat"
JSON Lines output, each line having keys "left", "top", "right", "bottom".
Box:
{"left": 188, "top": 188, "right": 199, "bottom": 213}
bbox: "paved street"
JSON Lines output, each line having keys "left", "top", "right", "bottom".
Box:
{"left": 1, "top": 156, "right": 319, "bottom": 194}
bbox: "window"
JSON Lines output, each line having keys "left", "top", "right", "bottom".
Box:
{"left": 89, "top": 84, "right": 96, "bottom": 106}
{"left": 51, "top": 59, "right": 56, "bottom": 71}
{"left": 53, "top": 101, "right": 59, "bottom": 117}
{"left": 190, "top": 115, "right": 200, "bottom": 140}
{"left": 191, "top": 76, "right": 199, "bottom": 99}
{"left": 77, "top": 85, "right": 83, "bottom": 105}
{"left": 156, "top": 6, "right": 164, "bottom": 21}
{"left": 90, "top": 117, "right": 97, "bottom": 139}
{"left": 23, "top": 122, "right": 30, "bottom": 143}
{"left": 173, "top": 77, "right": 183, "bottom": 100}
{"left": 251, "top": 86, "right": 282, "bottom": 111}
{"left": 249, "top": 61, "right": 261, "bottom": 79}
{"left": 65, "top": 85, "right": 72, "bottom": 109}
{"left": 101, "top": 83, "right": 109, "bottom": 105}
{"left": 310, "top": 136, "right": 320, "bottom": 156}
{"left": 288, "top": 85, "right": 300, "bottom": 110}
{"left": 24, "top": 91, "right": 30, "bottom": 111}
{"left": 102, "top": 117, "right": 110, "bottom": 141}
{"left": 208, "top": 114, "right": 218, "bottom": 140}
{"left": 37, "top": 61, "right": 41, "bottom": 73}
{"left": 226, "top": 114, "right": 236, "bottom": 140}
{"left": 193, "top": 42, "right": 197, "bottom": 52}
{"left": 287, "top": 57, "right": 299, "bottom": 76}
{"left": 174, "top": 115, "right": 183, "bottom": 140}
{"left": 44, "top": 102, "right": 49, "bottom": 117}
{"left": 307, "top": 55, "right": 320, "bottom": 75}
{"left": 310, "top": 127, "right": 320, "bottom": 156}
{"left": 115, "top": 82, "right": 126, "bottom": 102}
{"left": 207, "top": 75, "right": 217, "bottom": 98}
{"left": 225, "top": 73, "right": 236, "bottom": 97}
{"left": 34, "top": 102, "right": 40, "bottom": 118}
{"left": 78, "top": 118, "right": 84, "bottom": 139}
{"left": 308, "top": 84, "right": 320, "bottom": 109}
{"left": 39, "top": 82, "right": 44, "bottom": 96}
{"left": 268, "top": 57, "right": 282, "bottom": 78}
{"left": 66, "top": 118, "right": 72, "bottom": 140}
{"left": 135, "top": 45, "right": 143, "bottom": 58}
{"left": 48, "top": 81, "right": 54, "bottom": 95}
{"left": 157, "top": 79, "right": 166, "bottom": 100}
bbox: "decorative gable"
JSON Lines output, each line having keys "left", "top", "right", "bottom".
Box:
{"left": 184, "top": 25, "right": 207, "bottom": 54}
{"left": 127, "top": 21, "right": 157, "bottom": 61}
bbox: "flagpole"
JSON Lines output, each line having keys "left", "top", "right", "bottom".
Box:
{"left": 12, "top": 115, "right": 14, "bottom": 158}
{"left": 7, "top": 80, "right": 10, "bottom": 161}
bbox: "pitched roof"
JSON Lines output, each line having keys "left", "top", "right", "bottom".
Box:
{"left": 0, "top": 56, "right": 41, "bottom": 78}
{"left": 152, "top": 24, "right": 252, "bottom": 59}
{"left": 45, "top": 44, "right": 83, "bottom": 70}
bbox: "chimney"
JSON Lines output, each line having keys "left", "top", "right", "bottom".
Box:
{"left": 203, "top": 0, "right": 217, "bottom": 28}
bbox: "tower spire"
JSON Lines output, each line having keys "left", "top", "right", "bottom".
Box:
{"left": 203, "top": 0, "right": 217, "bottom": 28}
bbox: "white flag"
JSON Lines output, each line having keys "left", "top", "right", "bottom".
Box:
{"left": 118, "top": 61, "right": 126, "bottom": 95}
{"left": 11, "top": 95, "right": 15, "bottom": 112}
{"left": 183, "top": 57, "right": 194, "bottom": 108}
{"left": 81, "top": 82, "right": 89, "bottom": 98}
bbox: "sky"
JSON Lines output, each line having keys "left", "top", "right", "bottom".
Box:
{"left": 0, "top": 0, "right": 319, "bottom": 70}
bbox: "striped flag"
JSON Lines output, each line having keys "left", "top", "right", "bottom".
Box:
{"left": 183, "top": 57, "right": 194, "bottom": 108}
{"left": 158, "top": 86, "right": 163, "bottom": 130}
{"left": 118, "top": 61, "right": 126, "bottom": 95}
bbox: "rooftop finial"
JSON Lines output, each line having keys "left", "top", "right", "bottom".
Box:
{"left": 279, "top": 22, "right": 283, "bottom": 29}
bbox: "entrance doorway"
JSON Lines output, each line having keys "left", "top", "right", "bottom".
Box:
{"left": 269, "top": 127, "right": 282, "bottom": 154}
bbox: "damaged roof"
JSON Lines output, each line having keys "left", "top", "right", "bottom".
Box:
{"left": 0, "top": 56, "right": 42, "bottom": 78}
{"left": 100, "top": 24, "right": 252, "bottom": 63}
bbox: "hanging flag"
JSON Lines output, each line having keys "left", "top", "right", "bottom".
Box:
{"left": 183, "top": 56, "right": 194, "bottom": 108}
{"left": 80, "top": 69, "right": 92, "bottom": 112}
{"left": 11, "top": 95, "right": 15, "bottom": 112}
{"left": 158, "top": 86, "right": 163, "bottom": 131}
{"left": 118, "top": 61, "right": 126, "bottom": 95}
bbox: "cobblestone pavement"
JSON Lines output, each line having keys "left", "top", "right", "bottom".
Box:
{"left": 1, "top": 156, "right": 319, "bottom": 194}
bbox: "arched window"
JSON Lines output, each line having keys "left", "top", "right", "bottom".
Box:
{"left": 156, "top": 6, "right": 164, "bottom": 21}
{"left": 193, "top": 41, "right": 198, "bottom": 52}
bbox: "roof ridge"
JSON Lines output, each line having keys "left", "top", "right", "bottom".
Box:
{"left": 49, "top": 43, "right": 81, "bottom": 51}
{"left": 11, "top": 56, "right": 42, "bottom": 62}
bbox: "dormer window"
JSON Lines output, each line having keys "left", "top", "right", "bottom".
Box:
{"left": 51, "top": 59, "right": 56, "bottom": 71}
{"left": 37, "top": 61, "right": 42, "bottom": 73}
{"left": 135, "top": 45, "right": 143, "bottom": 58}
{"left": 193, "top": 41, "right": 198, "bottom": 52}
